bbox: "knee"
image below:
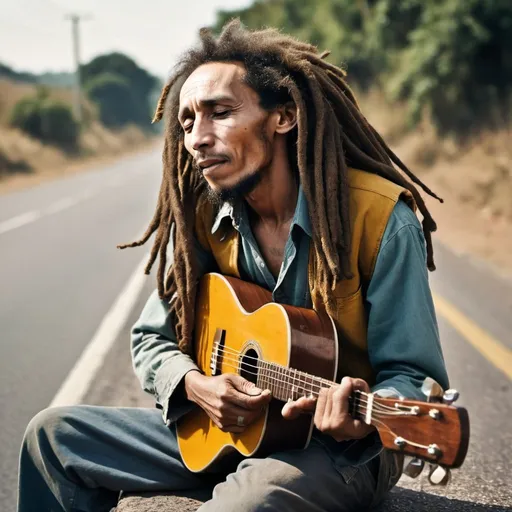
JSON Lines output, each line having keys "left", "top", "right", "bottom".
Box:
{"left": 209, "top": 458, "right": 307, "bottom": 512}
{"left": 23, "top": 406, "right": 80, "bottom": 459}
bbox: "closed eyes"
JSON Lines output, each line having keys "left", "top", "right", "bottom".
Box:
{"left": 182, "top": 110, "right": 232, "bottom": 133}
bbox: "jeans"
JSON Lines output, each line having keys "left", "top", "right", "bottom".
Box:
{"left": 18, "top": 405, "right": 402, "bottom": 512}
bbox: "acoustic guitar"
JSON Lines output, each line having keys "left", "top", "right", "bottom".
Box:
{"left": 177, "top": 273, "right": 470, "bottom": 480}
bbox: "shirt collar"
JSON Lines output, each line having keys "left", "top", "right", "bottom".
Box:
{"left": 210, "top": 186, "right": 312, "bottom": 238}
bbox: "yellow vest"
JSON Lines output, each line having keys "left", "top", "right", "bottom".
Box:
{"left": 195, "top": 169, "right": 415, "bottom": 385}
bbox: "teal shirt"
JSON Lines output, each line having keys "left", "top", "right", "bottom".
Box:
{"left": 131, "top": 191, "right": 449, "bottom": 467}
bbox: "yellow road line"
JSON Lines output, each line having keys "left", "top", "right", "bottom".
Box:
{"left": 433, "top": 293, "right": 512, "bottom": 381}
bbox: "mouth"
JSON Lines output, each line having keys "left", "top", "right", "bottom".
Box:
{"left": 198, "top": 158, "right": 228, "bottom": 171}
{"left": 198, "top": 159, "right": 229, "bottom": 176}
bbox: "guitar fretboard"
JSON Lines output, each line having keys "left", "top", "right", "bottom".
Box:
{"left": 255, "top": 360, "right": 364, "bottom": 419}
{"left": 255, "top": 360, "right": 328, "bottom": 401}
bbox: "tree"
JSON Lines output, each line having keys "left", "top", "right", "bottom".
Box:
{"left": 388, "top": 0, "right": 512, "bottom": 133}
{"left": 212, "top": 0, "right": 512, "bottom": 134}
{"left": 81, "top": 53, "right": 158, "bottom": 129}
{"left": 85, "top": 72, "right": 141, "bottom": 128}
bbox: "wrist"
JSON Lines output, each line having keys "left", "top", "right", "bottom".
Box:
{"left": 184, "top": 370, "right": 204, "bottom": 402}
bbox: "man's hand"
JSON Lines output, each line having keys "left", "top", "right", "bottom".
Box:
{"left": 184, "top": 371, "right": 271, "bottom": 433}
{"left": 281, "top": 376, "right": 375, "bottom": 442}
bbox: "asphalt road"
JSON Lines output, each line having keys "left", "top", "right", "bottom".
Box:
{"left": 1, "top": 149, "right": 511, "bottom": 511}
{"left": 0, "top": 149, "right": 161, "bottom": 511}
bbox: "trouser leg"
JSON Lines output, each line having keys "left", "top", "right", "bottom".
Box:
{"left": 18, "top": 405, "right": 211, "bottom": 512}
{"left": 198, "top": 439, "right": 401, "bottom": 512}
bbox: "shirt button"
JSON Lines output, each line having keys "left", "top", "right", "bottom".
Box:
{"left": 259, "top": 261, "right": 265, "bottom": 268}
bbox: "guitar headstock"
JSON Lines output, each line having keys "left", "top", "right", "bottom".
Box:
{"left": 352, "top": 379, "right": 470, "bottom": 479}
{"left": 371, "top": 395, "right": 470, "bottom": 469}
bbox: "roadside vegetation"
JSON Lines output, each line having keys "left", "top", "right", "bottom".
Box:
{"left": 0, "top": 53, "right": 160, "bottom": 184}
{"left": 213, "top": 0, "right": 512, "bottom": 221}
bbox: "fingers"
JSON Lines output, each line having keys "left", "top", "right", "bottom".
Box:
{"left": 229, "top": 374, "right": 264, "bottom": 396}
{"left": 208, "top": 413, "right": 245, "bottom": 434}
{"left": 350, "top": 377, "right": 370, "bottom": 393}
{"left": 220, "top": 403, "right": 265, "bottom": 427}
{"left": 225, "top": 374, "right": 272, "bottom": 410}
{"left": 313, "top": 388, "right": 327, "bottom": 426}
{"left": 313, "top": 377, "right": 374, "bottom": 441}
{"left": 281, "top": 396, "right": 316, "bottom": 420}
{"left": 206, "top": 398, "right": 266, "bottom": 432}
{"left": 209, "top": 374, "right": 271, "bottom": 431}
{"left": 331, "top": 377, "right": 352, "bottom": 414}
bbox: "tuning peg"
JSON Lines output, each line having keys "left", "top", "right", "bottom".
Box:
{"left": 442, "top": 389, "right": 460, "bottom": 405}
{"left": 403, "top": 457, "right": 425, "bottom": 479}
{"left": 428, "top": 465, "right": 451, "bottom": 486}
{"left": 421, "top": 377, "right": 444, "bottom": 403}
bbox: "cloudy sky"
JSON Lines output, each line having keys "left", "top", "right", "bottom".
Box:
{"left": 0, "top": 0, "right": 253, "bottom": 78}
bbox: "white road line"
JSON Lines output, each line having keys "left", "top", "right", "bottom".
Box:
{"left": 0, "top": 210, "right": 41, "bottom": 235}
{"left": 45, "top": 196, "right": 81, "bottom": 215}
{"left": 0, "top": 169, "right": 146, "bottom": 236}
{"left": 49, "top": 254, "right": 149, "bottom": 407}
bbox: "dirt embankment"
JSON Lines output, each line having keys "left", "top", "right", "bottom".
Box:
{"left": 0, "top": 78, "right": 158, "bottom": 194}
{"left": 362, "top": 91, "right": 512, "bottom": 277}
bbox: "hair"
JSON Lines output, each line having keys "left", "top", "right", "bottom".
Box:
{"left": 118, "top": 20, "right": 442, "bottom": 354}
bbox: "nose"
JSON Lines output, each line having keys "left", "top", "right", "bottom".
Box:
{"left": 190, "top": 118, "right": 214, "bottom": 152}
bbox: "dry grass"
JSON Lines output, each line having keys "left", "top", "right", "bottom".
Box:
{"left": 361, "top": 90, "right": 512, "bottom": 276}
{"left": 0, "top": 78, "right": 154, "bottom": 190}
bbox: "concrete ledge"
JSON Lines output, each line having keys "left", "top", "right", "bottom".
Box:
{"left": 116, "top": 489, "right": 210, "bottom": 512}
{"left": 115, "top": 487, "right": 504, "bottom": 512}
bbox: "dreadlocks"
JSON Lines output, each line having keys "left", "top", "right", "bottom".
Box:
{"left": 118, "top": 19, "right": 442, "bottom": 354}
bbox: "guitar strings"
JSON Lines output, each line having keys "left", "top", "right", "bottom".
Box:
{"left": 213, "top": 344, "right": 400, "bottom": 408}
{"left": 216, "top": 354, "right": 406, "bottom": 420}
{"left": 217, "top": 358, "right": 436, "bottom": 452}
{"left": 208, "top": 347, "right": 438, "bottom": 454}
{"left": 213, "top": 347, "right": 407, "bottom": 414}
{"left": 215, "top": 350, "right": 403, "bottom": 415}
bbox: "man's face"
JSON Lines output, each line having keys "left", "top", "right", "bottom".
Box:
{"left": 178, "top": 62, "right": 277, "bottom": 201}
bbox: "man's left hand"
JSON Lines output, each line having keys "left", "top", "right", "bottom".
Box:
{"left": 281, "top": 376, "right": 375, "bottom": 442}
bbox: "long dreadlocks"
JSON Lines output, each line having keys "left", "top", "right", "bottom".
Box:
{"left": 118, "top": 20, "right": 442, "bottom": 355}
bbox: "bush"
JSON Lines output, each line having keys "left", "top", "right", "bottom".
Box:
{"left": 85, "top": 72, "right": 144, "bottom": 128}
{"left": 10, "top": 89, "right": 79, "bottom": 149}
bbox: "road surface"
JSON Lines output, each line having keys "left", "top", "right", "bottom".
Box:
{"left": 0, "top": 148, "right": 510, "bottom": 511}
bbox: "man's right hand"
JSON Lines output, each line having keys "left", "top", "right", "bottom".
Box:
{"left": 184, "top": 371, "right": 272, "bottom": 433}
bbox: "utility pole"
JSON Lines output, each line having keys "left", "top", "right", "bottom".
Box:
{"left": 65, "top": 14, "right": 90, "bottom": 125}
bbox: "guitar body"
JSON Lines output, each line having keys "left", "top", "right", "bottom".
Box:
{"left": 177, "top": 273, "right": 338, "bottom": 473}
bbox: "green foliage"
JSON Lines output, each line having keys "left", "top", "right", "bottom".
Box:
{"left": 85, "top": 72, "right": 141, "bottom": 128}
{"left": 388, "top": 0, "right": 512, "bottom": 132}
{"left": 212, "top": 0, "right": 512, "bottom": 134}
{"left": 81, "top": 53, "right": 158, "bottom": 129}
{"left": 10, "top": 87, "right": 79, "bottom": 149}
{"left": 214, "top": 0, "right": 377, "bottom": 89}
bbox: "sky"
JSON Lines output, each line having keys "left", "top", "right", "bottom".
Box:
{"left": 0, "top": 0, "right": 253, "bottom": 78}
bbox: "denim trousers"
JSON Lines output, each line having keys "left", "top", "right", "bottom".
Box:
{"left": 18, "top": 405, "right": 402, "bottom": 512}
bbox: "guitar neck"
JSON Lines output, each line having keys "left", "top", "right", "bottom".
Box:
{"left": 255, "top": 360, "right": 366, "bottom": 422}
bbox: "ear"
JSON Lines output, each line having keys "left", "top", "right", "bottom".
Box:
{"left": 274, "top": 101, "right": 297, "bottom": 135}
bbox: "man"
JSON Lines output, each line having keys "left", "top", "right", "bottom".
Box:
{"left": 18, "top": 21, "right": 449, "bottom": 512}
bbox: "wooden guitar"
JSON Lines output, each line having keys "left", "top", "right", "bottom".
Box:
{"left": 177, "top": 273, "right": 470, "bottom": 476}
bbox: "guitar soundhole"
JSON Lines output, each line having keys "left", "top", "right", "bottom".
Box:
{"left": 240, "top": 348, "right": 259, "bottom": 385}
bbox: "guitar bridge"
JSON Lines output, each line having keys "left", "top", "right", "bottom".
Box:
{"left": 210, "top": 328, "right": 226, "bottom": 376}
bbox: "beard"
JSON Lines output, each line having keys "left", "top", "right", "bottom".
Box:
{"left": 202, "top": 169, "right": 263, "bottom": 205}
